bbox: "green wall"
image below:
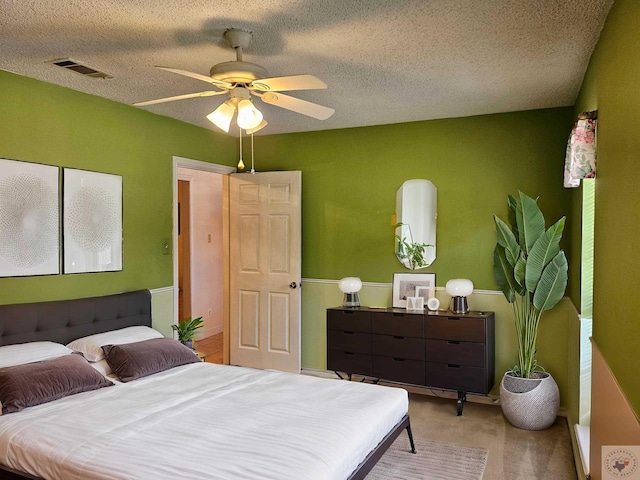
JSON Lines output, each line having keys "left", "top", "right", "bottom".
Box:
{"left": 0, "top": 70, "right": 236, "bottom": 304}
{"left": 254, "top": 108, "right": 574, "bottom": 287}
{"left": 573, "top": 0, "right": 640, "bottom": 415}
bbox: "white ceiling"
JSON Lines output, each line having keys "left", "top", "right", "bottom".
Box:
{"left": 0, "top": 0, "right": 613, "bottom": 136}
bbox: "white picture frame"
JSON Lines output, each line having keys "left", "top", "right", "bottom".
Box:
{"left": 415, "top": 285, "right": 434, "bottom": 302}
{"left": 0, "top": 158, "right": 60, "bottom": 277}
{"left": 63, "top": 168, "right": 122, "bottom": 273}
{"left": 392, "top": 272, "right": 436, "bottom": 308}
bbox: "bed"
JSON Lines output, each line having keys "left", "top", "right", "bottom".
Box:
{"left": 0, "top": 290, "right": 415, "bottom": 480}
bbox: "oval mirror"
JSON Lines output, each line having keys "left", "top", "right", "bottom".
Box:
{"left": 395, "top": 179, "right": 437, "bottom": 269}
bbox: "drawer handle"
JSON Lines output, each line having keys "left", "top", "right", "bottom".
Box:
{"left": 393, "top": 358, "right": 405, "bottom": 362}
{"left": 447, "top": 340, "right": 460, "bottom": 345}
{"left": 342, "top": 311, "right": 354, "bottom": 315}
{"left": 393, "top": 336, "right": 405, "bottom": 340}
{"left": 449, "top": 317, "right": 460, "bottom": 320}
{"left": 344, "top": 352, "right": 355, "bottom": 355}
{"left": 447, "top": 364, "right": 461, "bottom": 368}
{"left": 344, "top": 331, "right": 354, "bottom": 335}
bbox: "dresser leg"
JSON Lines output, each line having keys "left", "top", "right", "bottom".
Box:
{"left": 456, "top": 391, "right": 467, "bottom": 416}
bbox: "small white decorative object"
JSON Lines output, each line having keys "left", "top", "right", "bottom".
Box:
{"left": 406, "top": 296, "right": 424, "bottom": 311}
{"left": 427, "top": 297, "right": 440, "bottom": 311}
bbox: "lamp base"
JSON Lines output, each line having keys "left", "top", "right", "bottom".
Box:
{"left": 451, "top": 296, "right": 469, "bottom": 314}
{"left": 342, "top": 292, "right": 360, "bottom": 308}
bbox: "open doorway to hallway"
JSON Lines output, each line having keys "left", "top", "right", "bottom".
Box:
{"left": 173, "top": 156, "right": 235, "bottom": 365}
{"left": 177, "top": 179, "right": 191, "bottom": 323}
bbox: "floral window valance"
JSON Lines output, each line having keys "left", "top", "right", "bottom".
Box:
{"left": 564, "top": 110, "right": 597, "bottom": 188}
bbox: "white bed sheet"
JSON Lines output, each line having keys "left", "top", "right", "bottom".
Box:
{"left": 0, "top": 363, "right": 408, "bottom": 480}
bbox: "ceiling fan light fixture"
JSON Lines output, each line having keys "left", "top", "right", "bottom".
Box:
{"left": 206, "top": 100, "right": 235, "bottom": 132}
{"left": 237, "top": 99, "right": 263, "bottom": 130}
{"left": 245, "top": 119, "right": 268, "bottom": 135}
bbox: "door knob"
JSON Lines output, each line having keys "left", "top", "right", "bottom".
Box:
{"left": 289, "top": 282, "right": 298, "bottom": 289}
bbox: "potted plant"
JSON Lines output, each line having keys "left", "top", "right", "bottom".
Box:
{"left": 171, "top": 316, "right": 204, "bottom": 349}
{"left": 394, "top": 223, "right": 433, "bottom": 270}
{"left": 493, "top": 191, "right": 568, "bottom": 430}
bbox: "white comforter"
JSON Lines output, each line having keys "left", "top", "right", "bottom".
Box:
{"left": 0, "top": 363, "right": 408, "bottom": 480}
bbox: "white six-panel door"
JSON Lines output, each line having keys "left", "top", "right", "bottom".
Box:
{"left": 229, "top": 171, "right": 301, "bottom": 373}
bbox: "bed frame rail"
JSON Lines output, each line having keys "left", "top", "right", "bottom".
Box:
{"left": 347, "top": 414, "right": 416, "bottom": 480}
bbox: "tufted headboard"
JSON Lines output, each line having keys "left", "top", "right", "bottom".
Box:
{"left": 0, "top": 290, "right": 152, "bottom": 346}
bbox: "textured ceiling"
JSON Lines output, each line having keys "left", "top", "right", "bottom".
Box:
{"left": 0, "top": 0, "right": 613, "bottom": 136}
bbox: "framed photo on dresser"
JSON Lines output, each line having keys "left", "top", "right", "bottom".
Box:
{"left": 392, "top": 272, "right": 436, "bottom": 308}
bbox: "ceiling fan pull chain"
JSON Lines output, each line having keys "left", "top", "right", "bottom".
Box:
{"left": 250, "top": 132, "right": 256, "bottom": 174}
{"left": 238, "top": 128, "right": 245, "bottom": 170}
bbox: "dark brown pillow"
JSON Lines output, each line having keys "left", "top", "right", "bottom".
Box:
{"left": 0, "top": 353, "right": 114, "bottom": 414}
{"left": 102, "top": 338, "right": 200, "bottom": 382}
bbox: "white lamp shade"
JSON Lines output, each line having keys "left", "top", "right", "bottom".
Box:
{"left": 445, "top": 278, "right": 474, "bottom": 297}
{"left": 237, "top": 99, "right": 263, "bottom": 130}
{"left": 206, "top": 101, "right": 235, "bottom": 132}
{"left": 245, "top": 119, "right": 268, "bottom": 134}
{"left": 338, "top": 277, "right": 362, "bottom": 293}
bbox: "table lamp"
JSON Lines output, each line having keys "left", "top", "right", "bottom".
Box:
{"left": 338, "top": 277, "right": 362, "bottom": 308}
{"left": 445, "top": 278, "right": 473, "bottom": 314}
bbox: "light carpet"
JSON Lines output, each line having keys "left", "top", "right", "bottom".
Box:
{"left": 366, "top": 435, "right": 488, "bottom": 480}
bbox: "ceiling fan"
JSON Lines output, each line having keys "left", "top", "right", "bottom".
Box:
{"left": 133, "top": 28, "right": 335, "bottom": 134}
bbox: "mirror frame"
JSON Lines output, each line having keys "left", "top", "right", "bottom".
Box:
{"left": 395, "top": 179, "right": 437, "bottom": 269}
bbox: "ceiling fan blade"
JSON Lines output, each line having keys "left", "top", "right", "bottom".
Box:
{"left": 133, "top": 90, "right": 227, "bottom": 107}
{"left": 258, "top": 92, "right": 334, "bottom": 120}
{"left": 251, "top": 74, "right": 327, "bottom": 92}
{"left": 156, "top": 66, "right": 233, "bottom": 89}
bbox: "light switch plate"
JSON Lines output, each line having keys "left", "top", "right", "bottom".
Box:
{"left": 162, "top": 238, "right": 171, "bottom": 255}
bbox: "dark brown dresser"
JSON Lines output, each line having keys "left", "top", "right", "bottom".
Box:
{"left": 327, "top": 307, "right": 495, "bottom": 415}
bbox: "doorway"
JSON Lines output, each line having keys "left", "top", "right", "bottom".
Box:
{"left": 177, "top": 180, "right": 191, "bottom": 323}
{"left": 172, "top": 157, "right": 235, "bottom": 364}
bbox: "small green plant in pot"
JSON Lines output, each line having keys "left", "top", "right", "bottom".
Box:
{"left": 493, "top": 191, "right": 568, "bottom": 430}
{"left": 171, "top": 317, "right": 204, "bottom": 349}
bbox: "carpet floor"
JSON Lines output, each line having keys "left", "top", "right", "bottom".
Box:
{"left": 366, "top": 435, "right": 488, "bottom": 480}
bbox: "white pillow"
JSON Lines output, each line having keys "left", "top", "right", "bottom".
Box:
{"left": 90, "top": 358, "right": 113, "bottom": 377}
{"left": 0, "top": 341, "right": 73, "bottom": 368}
{"left": 67, "top": 326, "right": 163, "bottom": 362}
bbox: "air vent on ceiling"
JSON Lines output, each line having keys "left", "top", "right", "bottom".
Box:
{"left": 47, "top": 58, "right": 112, "bottom": 79}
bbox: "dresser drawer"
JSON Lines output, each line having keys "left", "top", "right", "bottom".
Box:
{"left": 425, "top": 339, "right": 485, "bottom": 367}
{"left": 327, "top": 350, "right": 372, "bottom": 376}
{"left": 425, "top": 362, "right": 489, "bottom": 394}
{"left": 373, "top": 355, "right": 425, "bottom": 385}
{"left": 372, "top": 334, "right": 425, "bottom": 361}
{"left": 327, "top": 330, "right": 371, "bottom": 354}
{"left": 425, "top": 316, "right": 485, "bottom": 342}
{"left": 372, "top": 313, "right": 424, "bottom": 337}
{"left": 327, "top": 310, "right": 371, "bottom": 333}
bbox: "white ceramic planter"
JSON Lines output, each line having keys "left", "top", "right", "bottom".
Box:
{"left": 500, "top": 372, "right": 560, "bottom": 430}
